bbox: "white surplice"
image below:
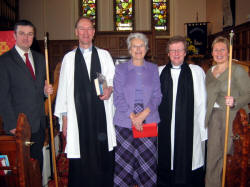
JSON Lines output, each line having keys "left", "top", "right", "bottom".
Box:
{"left": 54, "top": 47, "right": 117, "bottom": 158}
{"left": 159, "top": 64, "right": 207, "bottom": 170}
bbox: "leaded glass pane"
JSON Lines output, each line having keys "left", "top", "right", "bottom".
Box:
{"left": 115, "top": 0, "right": 133, "bottom": 31}
{"left": 81, "top": 0, "right": 96, "bottom": 26}
{"left": 152, "top": 0, "right": 167, "bottom": 31}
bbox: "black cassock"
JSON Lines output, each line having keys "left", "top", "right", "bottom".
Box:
{"left": 68, "top": 47, "right": 114, "bottom": 187}
{"left": 157, "top": 62, "right": 194, "bottom": 187}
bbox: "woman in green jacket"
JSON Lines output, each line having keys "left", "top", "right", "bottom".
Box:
{"left": 205, "top": 36, "right": 250, "bottom": 187}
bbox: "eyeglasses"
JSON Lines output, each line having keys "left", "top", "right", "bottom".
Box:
{"left": 17, "top": 31, "right": 34, "bottom": 37}
{"left": 213, "top": 48, "right": 227, "bottom": 53}
{"left": 78, "top": 27, "right": 94, "bottom": 31}
{"left": 131, "top": 44, "right": 146, "bottom": 49}
{"left": 169, "top": 49, "right": 185, "bottom": 53}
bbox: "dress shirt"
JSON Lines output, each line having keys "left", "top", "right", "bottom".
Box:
{"left": 15, "top": 45, "right": 35, "bottom": 74}
{"left": 79, "top": 46, "right": 92, "bottom": 79}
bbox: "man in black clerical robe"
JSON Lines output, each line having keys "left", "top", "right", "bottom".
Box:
{"left": 157, "top": 36, "right": 207, "bottom": 187}
{"left": 54, "top": 17, "right": 116, "bottom": 187}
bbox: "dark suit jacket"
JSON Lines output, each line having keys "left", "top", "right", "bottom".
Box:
{"left": 0, "top": 47, "right": 46, "bottom": 133}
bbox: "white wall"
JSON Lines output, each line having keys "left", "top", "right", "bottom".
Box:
{"left": 19, "top": 0, "right": 78, "bottom": 40}
{"left": 206, "top": 0, "right": 223, "bottom": 34}
{"left": 173, "top": 0, "right": 206, "bottom": 36}
{"left": 98, "top": 0, "right": 114, "bottom": 31}
{"left": 135, "top": 0, "right": 151, "bottom": 31}
{"left": 19, "top": 0, "right": 45, "bottom": 39}
{"left": 19, "top": 0, "right": 247, "bottom": 40}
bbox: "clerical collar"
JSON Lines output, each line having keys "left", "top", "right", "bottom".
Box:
{"left": 79, "top": 46, "right": 92, "bottom": 54}
{"left": 171, "top": 64, "right": 182, "bottom": 69}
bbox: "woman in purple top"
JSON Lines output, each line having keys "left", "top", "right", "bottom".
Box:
{"left": 113, "top": 33, "right": 162, "bottom": 187}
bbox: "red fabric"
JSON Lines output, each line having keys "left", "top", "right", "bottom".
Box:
{"left": 24, "top": 53, "right": 36, "bottom": 80}
{"left": 0, "top": 31, "right": 15, "bottom": 55}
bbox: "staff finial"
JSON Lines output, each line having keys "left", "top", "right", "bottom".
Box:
{"left": 44, "top": 33, "right": 48, "bottom": 49}
{"left": 229, "top": 30, "right": 234, "bottom": 44}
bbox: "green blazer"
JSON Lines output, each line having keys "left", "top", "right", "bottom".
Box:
{"left": 206, "top": 63, "right": 250, "bottom": 128}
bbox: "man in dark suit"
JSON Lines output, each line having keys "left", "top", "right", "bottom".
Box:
{"left": 0, "top": 20, "right": 53, "bottom": 169}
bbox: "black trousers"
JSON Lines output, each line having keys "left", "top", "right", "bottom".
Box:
{"left": 158, "top": 167, "right": 205, "bottom": 187}
{"left": 68, "top": 150, "right": 114, "bottom": 187}
{"left": 30, "top": 124, "right": 45, "bottom": 171}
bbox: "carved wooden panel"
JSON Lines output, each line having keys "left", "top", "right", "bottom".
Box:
{"left": 0, "top": 0, "right": 19, "bottom": 30}
{"left": 154, "top": 38, "right": 169, "bottom": 66}
{"left": 37, "top": 32, "right": 168, "bottom": 80}
{"left": 208, "top": 22, "right": 250, "bottom": 62}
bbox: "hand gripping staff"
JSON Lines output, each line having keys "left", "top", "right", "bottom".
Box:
{"left": 44, "top": 34, "right": 58, "bottom": 187}
{"left": 222, "top": 30, "right": 234, "bottom": 187}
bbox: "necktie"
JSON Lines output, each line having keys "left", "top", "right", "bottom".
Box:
{"left": 24, "top": 53, "right": 36, "bottom": 80}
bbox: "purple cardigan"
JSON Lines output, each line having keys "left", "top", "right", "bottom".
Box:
{"left": 113, "top": 59, "right": 162, "bottom": 128}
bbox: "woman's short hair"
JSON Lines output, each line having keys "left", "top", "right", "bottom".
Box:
{"left": 126, "top": 33, "right": 149, "bottom": 51}
{"left": 166, "top": 35, "right": 187, "bottom": 53}
{"left": 211, "top": 36, "right": 229, "bottom": 51}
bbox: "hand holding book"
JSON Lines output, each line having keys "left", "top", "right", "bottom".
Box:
{"left": 94, "top": 72, "right": 107, "bottom": 96}
{"left": 99, "top": 86, "right": 113, "bottom": 100}
{"left": 94, "top": 72, "right": 113, "bottom": 100}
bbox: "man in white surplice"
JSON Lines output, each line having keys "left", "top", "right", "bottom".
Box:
{"left": 54, "top": 17, "right": 116, "bottom": 187}
{"left": 157, "top": 35, "right": 207, "bottom": 187}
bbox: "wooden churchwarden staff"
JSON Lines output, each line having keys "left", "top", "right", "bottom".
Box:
{"left": 44, "top": 34, "right": 59, "bottom": 187}
{"left": 222, "top": 30, "right": 234, "bottom": 187}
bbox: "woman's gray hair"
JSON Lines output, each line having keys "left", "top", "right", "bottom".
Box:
{"left": 126, "top": 32, "right": 149, "bottom": 51}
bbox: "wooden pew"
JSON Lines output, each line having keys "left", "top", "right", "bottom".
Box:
{"left": 226, "top": 109, "right": 249, "bottom": 187}
{"left": 0, "top": 113, "right": 42, "bottom": 187}
{"left": 0, "top": 117, "right": 4, "bottom": 135}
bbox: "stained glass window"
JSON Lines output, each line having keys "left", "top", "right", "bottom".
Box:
{"left": 114, "top": 0, "right": 133, "bottom": 31}
{"left": 152, "top": 0, "right": 168, "bottom": 31}
{"left": 80, "top": 0, "right": 97, "bottom": 26}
